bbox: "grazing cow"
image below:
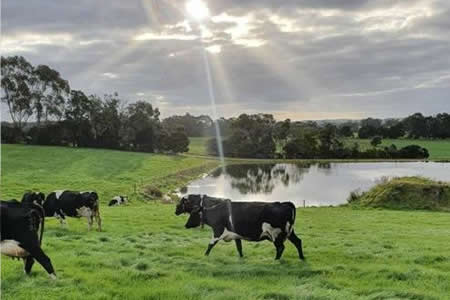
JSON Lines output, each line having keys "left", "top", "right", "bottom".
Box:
{"left": 0, "top": 201, "right": 56, "bottom": 279}
{"left": 183, "top": 198, "right": 305, "bottom": 260}
{"left": 108, "top": 195, "right": 128, "bottom": 206}
{"left": 43, "top": 190, "right": 102, "bottom": 231}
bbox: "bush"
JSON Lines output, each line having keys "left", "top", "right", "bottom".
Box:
{"left": 370, "top": 136, "right": 382, "bottom": 147}
{"left": 28, "top": 123, "right": 69, "bottom": 146}
{"left": 1, "top": 124, "right": 23, "bottom": 143}
{"left": 398, "top": 145, "right": 429, "bottom": 159}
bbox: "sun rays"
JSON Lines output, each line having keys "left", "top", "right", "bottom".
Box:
{"left": 74, "top": 0, "right": 322, "bottom": 122}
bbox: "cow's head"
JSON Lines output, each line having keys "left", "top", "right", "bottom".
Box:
{"left": 22, "top": 192, "right": 45, "bottom": 206}
{"left": 175, "top": 194, "right": 202, "bottom": 215}
{"left": 185, "top": 205, "right": 203, "bottom": 228}
{"left": 81, "top": 192, "right": 99, "bottom": 209}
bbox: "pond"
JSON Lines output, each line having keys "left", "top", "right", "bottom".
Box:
{"left": 182, "top": 162, "right": 450, "bottom": 207}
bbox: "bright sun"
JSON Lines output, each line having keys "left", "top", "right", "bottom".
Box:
{"left": 185, "top": 0, "right": 210, "bottom": 21}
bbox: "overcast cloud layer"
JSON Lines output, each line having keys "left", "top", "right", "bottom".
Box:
{"left": 2, "top": 0, "right": 449, "bottom": 120}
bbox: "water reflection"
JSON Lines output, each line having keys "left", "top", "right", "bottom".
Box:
{"left": 211, "top": 164, "right": 311, "bottom": 194}
{"left": 183, "top": 162, "right": 450, "bottom": 207}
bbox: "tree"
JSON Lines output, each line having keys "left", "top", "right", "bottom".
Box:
{"left": 383, "top": 122, "right": 405, "bottom": 139}
{"left": 88, "top": 93, "right": 123, "bottom": 149}
{"left": 124, "top": 101, "right": 160, "bottom": 152}
{"left": 162, "top": 113, "right": 213, "bottom": 137}
{"left": 161, "top": 127, "right": 190, "bottom": 153}
{"left": 226, "top": 114, "right": 276, "bottom": 158}
{"left": 33, "top": 64, "right": 70, "bottom": 124}
{"left": 318, "top": 124, "right": 340, "bottom": 157}
{"left": 403, "top": 113, "right": 428, "bottom": 138}
{"left": 1, "top": 56, "right": 34, "bottom": 132}
{"left": 273, "top": 119, "right": 291, "bottom": 149}
{"left": 338, "top": 125, "right": 353, "bottom": 137}
{"left": 370, "top": 136, "right": 382, "bottom": 147}
{"left": 65, "top": 90, "right": 93, "bottom": 146}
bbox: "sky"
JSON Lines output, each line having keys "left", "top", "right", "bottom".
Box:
{"left": 1, "top": 0, "right": 449, "bottom": 120}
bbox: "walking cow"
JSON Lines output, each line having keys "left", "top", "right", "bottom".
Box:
{"left": 0, "top": 201, "right": 56, "bottom": 279}
{"left": 43, "top": 190, "right": 102, "bottom": 231}
{"left": 176, "top": 195, "right": 305, "bottom": 260}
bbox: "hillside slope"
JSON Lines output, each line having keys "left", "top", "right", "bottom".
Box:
{"left": 349, "top": 177, "right": 450, "bottom": 211}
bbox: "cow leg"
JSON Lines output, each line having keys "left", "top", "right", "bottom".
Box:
{"left": 87, "top": 216, "right": 94, "bottom": 231}
{"left": 94, "top": 210, "right": 102, "bottom": 231}
{"left": 235, "top": 239, "right": 244, "bottom": 257}
{"left": 23, "top": 256, "right": 35, "bottom": 275}
{"left": 205, "top": 239, "right": 219, "bottom": 256}
{"left": 23, "top": 245, "right": 56, "bottom": 279}
{"left": 55, "top": 212, "right": 67, "bottom": 227}
{"left": 274, "top": 238, "right": 286, "bottom": 260}
{"left": 288, "top": 230, "right": 305, "bottom": 260}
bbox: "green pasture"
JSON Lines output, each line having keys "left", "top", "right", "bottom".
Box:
{"left": 1, "top": 145, "right": 449, "bottom": 299}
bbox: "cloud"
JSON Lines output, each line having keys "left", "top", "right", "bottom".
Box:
{"left": 102, "top": 72, "right": 119, "bottom": 79}
{"left": 1, "top": 0, "right": 449, "bottom": 120}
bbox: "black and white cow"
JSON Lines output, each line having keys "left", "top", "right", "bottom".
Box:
{"left": 1, "top": 201, "right": 56, "bottom": 279}
{"left": 21, "top": 192, "right": 46, "bottom": 207}
{"left": 108, "top": 195, "right": 128, "bottom": 206}
{"left": 43, "top": 190, "right": 102, "bottom": 231}
{"left": 178, "top": 196, "right": 305, "bottom": 260}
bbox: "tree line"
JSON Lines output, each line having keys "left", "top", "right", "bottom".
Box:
{"left": 1, "top": 56, "right": 189, "bottom": 153}
{"left": 337, "top": 113, "right": 450, "bottom": 139}
{"left": 1, "top": 55, "right": 445, "bottom": 159}
{"left": 207, "top": 114, "right": 430, "bottom": 159}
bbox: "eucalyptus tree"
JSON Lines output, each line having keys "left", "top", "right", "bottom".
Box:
{"left": 87, "top": 93, "right": 123, "bottom": 148}
{"left": 124, "top": 101, "right": 161, "bottom": 152}
{"left": 65, "top": 90, "right": 92, "bottom": 146}
{"left": 1, "top": 56, "right": 34, "bottom": 131}
{"left": 33, "top": 64, "right": 70, "bottom": 124}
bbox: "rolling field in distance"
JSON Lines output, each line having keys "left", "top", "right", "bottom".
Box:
{"left": 344, "top": 138, "right": 450, "bottom": 161}
{"left": 188, "top": 137, "right": 450, "bottom": 160}
{"left": 1, "top": 144, "right": 218, "bottom": 203}
{"left": 1, "top": 145, "right": 450, "bottom": 299}
{"left": 187, "top": 137, "right": 210, "bottom": 156}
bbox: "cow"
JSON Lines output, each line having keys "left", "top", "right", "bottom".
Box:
{"left": 43, "top": 190, "right": 102, "bottom": 231}
{"left": 1, "top": 201, "right": 56, "bottom": 279}
{"left": 180, "top": 197, "right": 305, "bottom": 260}
{"left": 108, "top": 195, "right": 128, "bottom": 206}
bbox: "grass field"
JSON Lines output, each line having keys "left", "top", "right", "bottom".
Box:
{"left": 188, "top": 137, "right": 450, "bottom": 160}
{"left": 345, "top": 138, "right": 450, "bottom": 160}
{"left": 2, "top": 145, "right": 450, "bottom": 299}
{"left": 188, "top": 137, "right": 210, "bottom": 156}
{"left": 1, "top": 144, "right": 218, "bottom": 203}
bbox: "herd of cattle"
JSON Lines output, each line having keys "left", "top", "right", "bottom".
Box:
{"left": 1, "top": 191, "right": 304, "bottom": 279}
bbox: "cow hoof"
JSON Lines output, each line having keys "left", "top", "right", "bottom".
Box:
{"left": 49, "top": 273, "right": 57, "bottom": 280}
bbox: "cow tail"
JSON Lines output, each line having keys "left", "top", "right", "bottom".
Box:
{"left": 286, "top": 202, "right": 296, "bottom": 225}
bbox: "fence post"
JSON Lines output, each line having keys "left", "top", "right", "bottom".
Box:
{"left": 303, "top": 200, "right": 306, "bottom": 208}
